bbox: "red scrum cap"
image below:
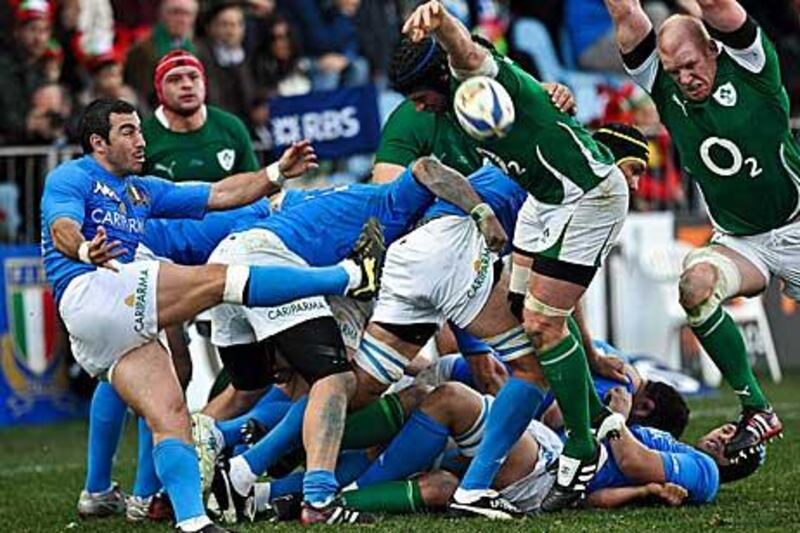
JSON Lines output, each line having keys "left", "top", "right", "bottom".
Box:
{"left": 153, "top": 49, "right": 206, "bottom": 104}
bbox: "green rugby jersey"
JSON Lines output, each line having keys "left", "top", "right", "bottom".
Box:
{"left": 142, "top": 105, "right": 260, "bottom": 182}
{"left": 376, "top": 51, "right": 618, "bottom": 205}
{"left": 625, "top": 21, "right": 800, "bottom": 235}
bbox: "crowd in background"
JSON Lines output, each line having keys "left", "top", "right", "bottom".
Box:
{"left": 0, "top": 0, "right": 799, "bottom": 208}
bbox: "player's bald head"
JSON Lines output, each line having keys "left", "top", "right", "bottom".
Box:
{"left": 658, "top": 14, "right": 712, "bottom": 55}
{"left": 656, "top": 14, "right": 718, "bottom": 101}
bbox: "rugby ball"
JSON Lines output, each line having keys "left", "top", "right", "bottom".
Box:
{"left": 453, "top": 76, "right": 515, "bottom": 140}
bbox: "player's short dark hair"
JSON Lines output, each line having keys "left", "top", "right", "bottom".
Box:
{"left": 78, "top": 98, "right": 137, "bottom": 154}
{"left": 717, "top": 444, "right": 766, "bottom": 484}
{"left": 388, "top": 36, "right": 450, "bottom": 96}
{"left": 631, "top": 381, "right": 690, "bottom": 438}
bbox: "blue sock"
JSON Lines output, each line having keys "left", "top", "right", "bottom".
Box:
{"left": 335, "top": 450, "right": 372, "bottom": 487}
{"left": 85, "top": 382, "right": 128, "bottom": 493}
{"left": 216, "top": 401, "right": 292, "bottom": 448}
{"left": 153, "top": 439, "right": 206, "bottom": 523}
{"left": 242, "top": 396, "right": 307, "bottom": 475}
{"left": 460, "top": 377, "right": 544, "bottom": 490}
{"left": 303, "top": 469, "right": 339, "bottom": 506}
{"left": 245, "top": 265, "right": 348, "bottom": 306}
{"left": 270, "top": 471, "right": 304, "bottom": 500}
{"left": 133, "top": 417, "right": 160, "bottom": 498}
{"left": 356, "top": 410, "right": 449, "bottom": 488}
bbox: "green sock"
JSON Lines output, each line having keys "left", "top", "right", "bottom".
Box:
{"left": 341, "top": 394, "right": 405, "bottom": 449}
{"left": 566, "top": 316, "right": 606, "bottom": 422}
{"left": 539, "top": 333, "right": 596, "bottom": 460}
{"left": 691, "top": 306, "right": 769, "bottom": 409}
{"left": 341, "top": 480, "right": 425, "bottom": 514}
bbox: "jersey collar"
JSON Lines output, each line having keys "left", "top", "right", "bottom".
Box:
{"left": 155, "top": 105, "right": 207, "bottom": 130}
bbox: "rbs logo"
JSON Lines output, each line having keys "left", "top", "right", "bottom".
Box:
{"left": 272, "top": 107, "right": 360, "bottom": 145}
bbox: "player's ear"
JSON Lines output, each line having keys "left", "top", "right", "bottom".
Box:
{"left": 89, "top": 133, "right": 107, "bottom": 153}
{"left": 633, "top": 397, "right": 655, "bottom": 418}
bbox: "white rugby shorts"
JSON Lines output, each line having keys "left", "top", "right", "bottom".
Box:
{"left": 513, "top": 168, "right": 629, "bottom": 267}
{"left": 208, "top": 229, "right": 332, "bottom": 347}
{"left": 711, "top": 218, "right": 800, "bottom": 300}
{"left": 499, "top": 420, "right": 564, "bottom": 512}
{"left": 60, "top": 260, "right": 160, "bottom": 377}
{"left": 371, "top": 216, "right": 496, "bottom": 329}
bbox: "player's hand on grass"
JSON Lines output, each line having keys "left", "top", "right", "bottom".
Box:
{"left": 86, "top": 226, "right": 125, "bottom": 272}
{"left": 278, "top": 140, "right": 319, "bottom": 178}
{"left": 478, "top": 213, "right": 507, "bottom": 253}
{"left": 605, "top": 385, "right": 633, "bottom": 418}
{"left": 646, "top": 482, "right": 688, "bottom": 506}
{"left": 403, "top": 1, "right": 446, "bottom": 42}
{"left": 542, "top": 83, "right": 577, "bottom": 115}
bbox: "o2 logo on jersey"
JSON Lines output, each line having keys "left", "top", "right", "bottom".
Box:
{"left": 699, "top": 136, "right": 762, "bottom": 179}
{"left": 475, "top": 147, "right": 527, "bottom": 177}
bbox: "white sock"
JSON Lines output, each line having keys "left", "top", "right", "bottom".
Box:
{"left": 453, "top": 487, "right": 493, "bottom": 503}
{"left": 339, "top": 259, "right": 362, "bottom": 292}
{"left": 176, "top": 515, "right": 212, "bottom": 532}
{"left": 223, "top": 265, "right": 250, "bottom": 304}
{"left": 254, "top": 482, "right": 271, "bottom": 513}
{"left": 229, "top": 455, "right": 258, "bottom": 496}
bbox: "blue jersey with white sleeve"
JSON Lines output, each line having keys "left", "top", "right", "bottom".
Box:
{"left": 41, "top": 156, "right": 210, "bottom": 303}
{"left": 253, "top": 167, "right": 433, "bottom": 266}
{"left": 589, "top": 425, "right": 720, "bottom": 504}
{"left": 422, "top": 165, "right": 527, "bottom": 250}
{"left": 143, "top": 200, "right": 270, "bottom": 265}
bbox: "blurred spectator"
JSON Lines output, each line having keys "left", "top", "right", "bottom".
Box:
{"left": 242, "top": 0, "right": 276, "bottom": 53}
{"left": 112, "top": 0, "right": 159, "bottom": 53}
{"left": 250, "top": 14, "right": 312, "bottom": 96}
{"left": 25, "top": 83, "right": 73, "bottom": 145}
{"left": 75, "top": 0, "right": 115, "bottom": 57}
{"left": 0, "top": 0, "right": 54, "bottom": 144}
{"left": 78, "top": 53, "right": 139, "bottom": 108}
{"left": 196, "top": 0, "right": 256, "bottom": 120}
{"left": 247, "top": 89, "right": 273, "bottom": 147}
{"left": 564, "top": 0, "right": 669, "bottom": 74}
{"left": 279, "top": 0, "right": 369, "bottom": 90}
{"left": 353, "top": 0, "right": 400, "bottom": 85}
{"left": 124, "top": 0, "right": 199, "bottom": 109}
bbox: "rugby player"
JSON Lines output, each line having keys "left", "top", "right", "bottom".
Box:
{"left": 602, "top": 0, "right": 790, "bottom": 458}
{"left": 394, "top": 0, "right": 634, "bottom": 513}
{"left": 45, "top": 98, "right": 381, "bottom": 532}
{"left": 196, "top": 156, "right": 508, "bottom": 524}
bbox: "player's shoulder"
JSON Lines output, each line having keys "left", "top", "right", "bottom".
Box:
{"left": 206, "top": 105, "right": 249, "bottom": 132}
{"left": 385, "top": 99, "right": 437, "bottom": 128}
{"left": 47, "top": 156, "right": 93, "bottom": 185}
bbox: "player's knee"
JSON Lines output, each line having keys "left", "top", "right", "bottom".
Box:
{"left": 679, "top": 263, "right": 717, "bottom": 311}
{"left": 148, "top": 396, "right": 191, "bottom": 440}
{"left": 419, "top": 471, "right": 459, "bottom": 508}
{"left": 420, "top": 382, "right": 473, "bottom": 424}
{"left": 523, "top": 311, "right": 564, "bottom": 349}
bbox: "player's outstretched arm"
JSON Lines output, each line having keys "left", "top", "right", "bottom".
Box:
{"left": 588, "top": 483, "right": 688, "bottom": 508}
{"left": 695, "top": 0, "right": 747, "bottom": 32}
{"left": 208, "top": 140, "right": 318, "bottom": 211}
{"left": 411, "top": 156, "right": 507, "bottom": 252}
{"left": 603, "top": 0, "right": 653, "bottom": 54}
{"left": 608, "top": 422, "right": 668, "bottom": 484}
{"left": 402, "top": 0, "right": 488, "bottom": 72}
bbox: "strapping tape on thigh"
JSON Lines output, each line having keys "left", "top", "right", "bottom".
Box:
{"left": 454, "top": 395, "right": 494, "bottom": 457}
{"left": 486, "top": 325, "right": 535, "bottom": 362}
{"left": 354, "top": 332, "right": 408, "bottom": 385}
{"left": 524, "top": 293, "right": 574, "bottom": 317}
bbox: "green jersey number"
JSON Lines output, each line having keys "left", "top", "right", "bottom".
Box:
{"left": 699, "top": 136, "right": 763, "bottom": 179}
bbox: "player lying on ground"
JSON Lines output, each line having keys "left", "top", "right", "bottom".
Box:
{"left": 602, "top": 0, "right": 790, "bottom": 459}
{"left": 46, "top": 98, "right": 384, "bottom": 533}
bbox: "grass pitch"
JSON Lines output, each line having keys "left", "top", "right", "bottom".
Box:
{"left": 1, "top": 374, "right": 798, "bottom": 532}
